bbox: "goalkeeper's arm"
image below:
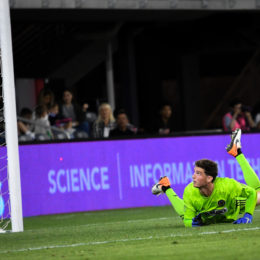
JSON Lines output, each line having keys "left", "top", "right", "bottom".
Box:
{"left": 244, "top": 186, "right": 257, "bottom": 215}
{"left": 183, "top": 196, "right": 197, "bottom": 227}
{"left": 234, "top": 185, "right": 257, "bottom": 224}
{"left": 183, "top": 187, "right": 201, "bottom": 227}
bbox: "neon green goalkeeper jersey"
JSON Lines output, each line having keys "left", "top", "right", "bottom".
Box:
{"left": 183, "top": 177, "right": 257, "bottom": 227}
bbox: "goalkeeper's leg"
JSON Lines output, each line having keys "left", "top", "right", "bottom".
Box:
{"left": 236, "top": 154, "right": 260, "bottom": 191}
{"left": 151, "top": 176, "right": 184, "bottom": 218}
{"left": 236, "top": 154, "right": 260, "bottom": 206}
{"left": 226, "top": 129, "right": 260, "bottom": 205}
{"left": 226, "top": 129, "right": 260, "bottom": 191}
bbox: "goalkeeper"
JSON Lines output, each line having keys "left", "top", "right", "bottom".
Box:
{"left": 152, "top": 129, "right": 260, "bottom": 227}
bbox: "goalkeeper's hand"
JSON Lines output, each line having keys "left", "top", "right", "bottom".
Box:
{"left": 192, "top": 213, "right": 203, "bottom": 227}
{"left": 233, "top": 213, "right": 253, "bottom": 224}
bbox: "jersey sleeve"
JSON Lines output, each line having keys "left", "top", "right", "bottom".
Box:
{"left": 227, "top": 179, "right": 257, "bottom": 215}
{"left": 241, "top": 184, "right": 257, "bottom": 215}
{"left": 183, "top": 185, "right": 197, "bottom": 227}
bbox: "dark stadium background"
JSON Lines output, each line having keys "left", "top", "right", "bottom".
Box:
{"left": 10, "top": 8, "right": 260, "bottom": 133}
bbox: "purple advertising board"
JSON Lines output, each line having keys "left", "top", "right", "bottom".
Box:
{"left": 1, "top": 133, "right": 260, "bottom": 217}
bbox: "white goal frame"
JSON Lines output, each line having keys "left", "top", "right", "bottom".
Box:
{"left": 0, "top": 0, "right": 23, "bottom": 232}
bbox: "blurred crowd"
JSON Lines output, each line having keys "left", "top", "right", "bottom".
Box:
{"left": 17, "top": 89, "right": 139, "bottom": 141}
{"left": 15, "top": 88, "right": 260, "bottom": 142}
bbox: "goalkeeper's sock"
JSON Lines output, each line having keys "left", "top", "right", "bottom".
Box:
{"left": 165, "top": 188, "right": 184, "bottom": 218}
{"left": 236, "top": 148, "right": 242, "bottom": 156}
{"left": 236, "top": 153, "right": 260, "bottom": 191}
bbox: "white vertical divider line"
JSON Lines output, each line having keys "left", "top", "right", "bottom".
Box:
{"left": 116, "top": 153, "right": 123, "bottom": 200}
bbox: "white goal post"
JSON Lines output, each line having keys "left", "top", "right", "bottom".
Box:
{"left": 0, "top": 0, "right": 23, "bottom": 232}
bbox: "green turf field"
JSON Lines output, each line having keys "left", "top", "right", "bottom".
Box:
{"left": 0, "top": 206, "right": 260, "bottom": 259}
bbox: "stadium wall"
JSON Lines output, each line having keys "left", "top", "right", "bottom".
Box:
{"left": 1, "top": 133, "right": 260, "bottom": 217}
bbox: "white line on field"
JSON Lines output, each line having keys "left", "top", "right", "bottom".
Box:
{"left": 1, "top": 226, "right": 260, "bottom": 254}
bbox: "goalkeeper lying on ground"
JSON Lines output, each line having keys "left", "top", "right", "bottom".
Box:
{"left": 152, "top": 129, "right": 260, "bottom": 227}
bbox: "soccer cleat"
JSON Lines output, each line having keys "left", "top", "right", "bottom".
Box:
{"left": 151, "top": 183, "right": 163, "bottom": 196}
{"left": 151, "top": 176, "right": 171, "bottom": 196}
{"left": 226, "top": 128, "right": 242, "bottom": 157}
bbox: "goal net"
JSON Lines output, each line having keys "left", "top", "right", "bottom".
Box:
{"left": 0, "top": 57, "right": 11, "bottom": 232}
{"left": 0, "top": 0, "right": 23, "bottom": 232}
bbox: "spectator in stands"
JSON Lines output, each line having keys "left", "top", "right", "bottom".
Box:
{"left": 59, "top": 89, "right": 90, "bottom": 136}
{"left": 49, "top": 103, "right": 75, "bottom": 138}
{"left": 48, "top": 103, "right": 61, "bottom": 126}
{"left": 153, "top": 104, "right": 175, "bottom": 135}
{"left": 17, "top": 108, "right": 35, "bottom": 140}
{"left": 109, "top": 110, "right": 136, "bottom": 137}
{"left": 92, "top": 103, "right": 116, "bottom": 138}
{"left": 34, "top": 105, "right": 53, "bottom": 140}
{"left": 84, "top": 103, "right": 97, "bottom": 129}
{"left": 222, "top": 99, "right": 255, "bottom": 132}
{"left": 253, "top": 102, "right": 260, "bottom": 130}
{"left": 37, "top": 88, "right": 55, "bottom": 111}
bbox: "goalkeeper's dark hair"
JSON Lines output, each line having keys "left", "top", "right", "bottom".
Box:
{"left": 195, "top": 159, "right": 218, "bottom": 182}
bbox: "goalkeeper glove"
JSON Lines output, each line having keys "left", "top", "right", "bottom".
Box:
{"left": 233, "top": 213, "right": 253, "bottom": 224}
{"left": 192, "top": 213, "right": 203, "bottom": 227}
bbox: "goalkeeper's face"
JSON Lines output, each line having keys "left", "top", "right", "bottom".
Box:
{"left": 192, "top": 167, "right": 213, "bottom": 188}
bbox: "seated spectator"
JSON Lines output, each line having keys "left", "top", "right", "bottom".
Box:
{"left": 34, "top": 105, "right": 53, "bottom": 139}
{"left": 92, "top": 103, "right": 116, "bottom": 138}
{"left": 49, "top": 103, "right": 75, "bottom": 138}
{"left": 222, "top": 99, "right": 255, "bottom": 132}
{"left": 153, "top": 104, "right": 175, "bottom": 135}
{"left": 109, "top": 110, "right": 136, "bottom": 137}
{"left": 256, "top": 115, "right": 260, "bottom": 130}
{"left": 253, "top": 101, "right": 260, "bottom": 130}
{"left": 37, "top": 88, "right": 55, "bottom": 111}
{"left": 17, "top": 108, "right": 35, "bottom": 140}
{"left": 59, "top": 89, "right": 90, "bottom": 136}
{"left": 48, "top": 103, "right": 61, "bottom": 126}
{"left": 84, "top": 103, "right": 97, "bottom": 129}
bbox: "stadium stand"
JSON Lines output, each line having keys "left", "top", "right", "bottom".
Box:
{"left": 10, "top": 0, "right": 260, "bottom": 141}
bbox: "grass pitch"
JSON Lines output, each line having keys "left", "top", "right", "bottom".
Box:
{"left": 1, "top": 206, "right": 260, "bottom": 259}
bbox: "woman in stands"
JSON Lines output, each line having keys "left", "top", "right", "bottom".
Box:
{"left": 92, "top": 103, "right": 116, "bottom": 138}
{"left": 59, "top": 89, "right": 90, "bottom": 137}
